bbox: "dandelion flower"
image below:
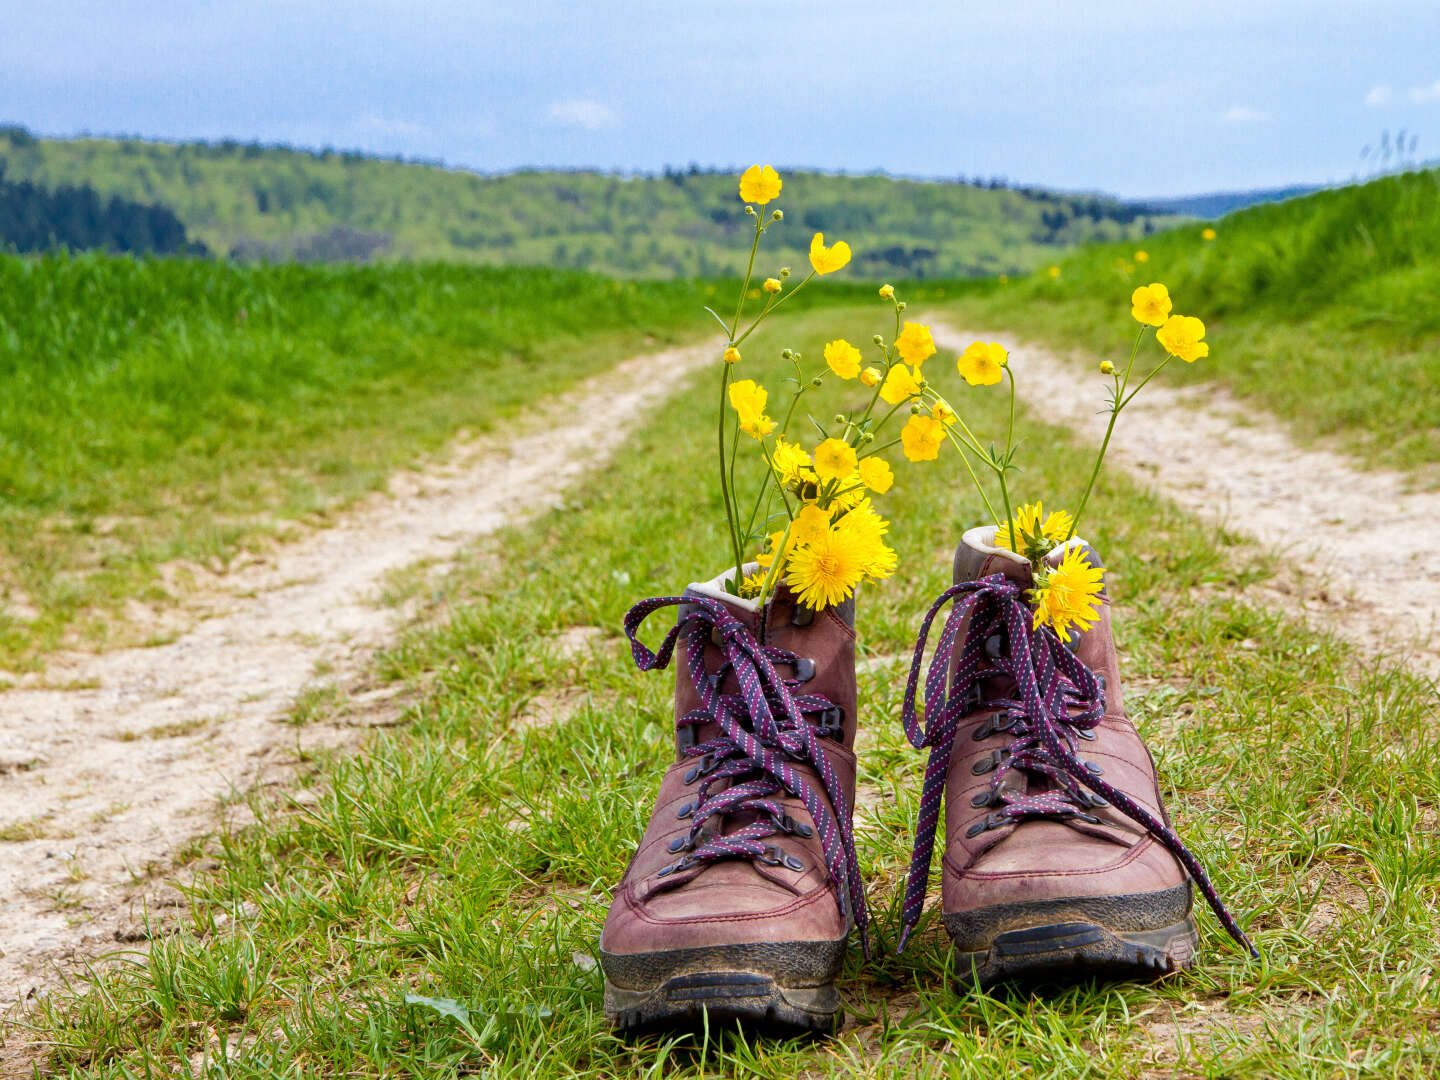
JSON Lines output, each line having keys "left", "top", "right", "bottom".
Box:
{"left": 739, "top": 569, "right": 768, "bottom": 599}
{"left": 994, "top": 501, "right": 1074, "bottom": 554}
{"left": 835, "top": 500, "right": 897, "bottom": 580}
{"left": 857, "top": 456, "right": 894, "bottom": 494}
{"left": 739, "top": 165, "right": 782, "bottom": 205}
{"left": 824, "top": 339, "right": 862, "bottom": 380}
{"left": 1156, "top": 314, "right": 1210, "bottom": 363}
{"left": 814, "top": 438, "right": 858, "bottom": 482}
{"left": 879, "top": 364, "right": 923, "bottom": 405}
{"left": 1130, "top": 282, "right": 1172, "bottom": 328}
{"left": 895, "top": 322, "right": 937, "bottom": 367}
{"left": 1030, "top": 546, "right": 1105, "bottom": 643}
{"left": 900, "top": 414, "right": 944, "bottom": 462}
{"left": 957, "top": 341, "right": 1007, "bottom": 386}
{"left": 786, "top": 527, "right": 866, "bottom": 609}
{"left": 809, "top": 232, "right": 852, "bottom": 275}
{"left": 860, "top": 366, "right": 881, "bottom": 387}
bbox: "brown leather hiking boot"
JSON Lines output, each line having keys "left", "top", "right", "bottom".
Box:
{"left": 896, "top": 527, "right": 1254, "bottom": 984}
{"left": 600, "top": 569, "right": 864, "bottom": 1034}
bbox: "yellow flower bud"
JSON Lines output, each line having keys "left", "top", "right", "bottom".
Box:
{"left": 772, "top": 209, "right": 784, "bottom": 221}
{"left": 779, "top": 266, "right": 791, "bottom": 278}
{"left": 872, "top": 334, "right": 884, "bottom": 346}
{"left": 860, "top": 366, "right": 881, "bottom": 387}
{"left": 896, "top": 301, "right": 907, "bottom": 311}
{"left": 878, "top": 283, "right": 895, "bottom": 300}
{"left": 1099, "top": 360, "right": 1115, "bottom": 374}
{"left": 724, "top": 347, "right": 742, "bottom": 365}
{"left": 763, "top": 277, "right": 782, "bottom": 295}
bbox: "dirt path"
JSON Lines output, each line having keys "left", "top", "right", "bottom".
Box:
{"left": 0, "top": 339, "right": 716, "bottom": 1011}
{"left": 928, "top": 317, "right": 1440, "bottom": 678}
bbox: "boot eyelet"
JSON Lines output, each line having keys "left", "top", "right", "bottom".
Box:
{"left": 1085, "top": 761, "right": 1103, "bottom": 775}
{"left": 758, "top": 845, "right": 784, "bottom": 866}
{"left": 972, "top": 721, "right": 991, "bottom": 741}
{"left": 970, "top": 791, "right": 993, "bottom": 808}
{"left": 667, "top": 836, "right": 689, "bottom": 853}
{"left": 794, "top": 822, "right": 813, "bottom": 838}
{"left": 683, "top": 766, "right": 699, "bottom": 784}
{"left": 1075, "top": 727, "right": 1097, "bottom": 741}
{"left": 790, "top": 604, "right": 815, "bottom": 627}
{"left": 783, "top": 855, "right": 804, "bottom": 871}
{"left": 965, "top": 820, "right": 987, "bottom": 838}
{"left": 656, "top": 864, "right": 675, "bottom": 877}
{"left": 792, "top": 657, "right": 816, "bottom": 683}
{"left": 676, "top": 802, "right": 694, "bottom": 819}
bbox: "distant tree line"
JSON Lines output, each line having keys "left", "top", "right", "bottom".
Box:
{"left": 0, "top": 165, "right": 207, "bottom": 256}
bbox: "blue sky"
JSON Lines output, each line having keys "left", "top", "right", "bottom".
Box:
{"left": 2, "top": 1, "right": 1437, "bottom": 198}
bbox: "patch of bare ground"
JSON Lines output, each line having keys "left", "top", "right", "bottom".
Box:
{"left": 928, "top": 318, "right": 1440, "bottom": 680}
{"left": 0, "top": 339, "right": 717, "bottom": 1016}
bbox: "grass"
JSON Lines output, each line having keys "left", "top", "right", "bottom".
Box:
{"left": 14, "top": 304, "right": 1440, "bottom": 1077}
{"left": 945, "top": 167, "right": 1440, "bottom": 476}
{"left": 0, "top": 255, "right": 869, "bottom": 669}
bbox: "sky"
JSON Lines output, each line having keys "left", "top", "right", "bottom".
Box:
{"left": 2, "top": 1, "right": 1438, "bottom": 198}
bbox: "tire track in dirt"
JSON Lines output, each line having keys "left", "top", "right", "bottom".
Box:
{"left": 0, "top": 338, "right": 717, "bottom": 1011}
{"left": 929, "top": 317, "right": 1440, "bottom": 679}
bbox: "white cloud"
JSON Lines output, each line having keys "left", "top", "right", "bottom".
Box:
{"left": 1221, "top": 105, "right": 1269, "bottom": 124}
{"left": 1409, "top": 79, "right": 1440, "bottom": 104}
{"left": 357, "top": 113, "right": 430, "bottom": 138}
{"left": 1365, "top": 84, "right": 1393, "bottom": 107}
{"left": 545, "top": 99, "right": 619, "bottom": 131}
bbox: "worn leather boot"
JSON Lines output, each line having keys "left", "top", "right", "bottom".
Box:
{"left": 601, "top": 569, "right": 865, "bottom": 1034}
{"left": 897, "top": 527, "right": 1254, "bottom": 984}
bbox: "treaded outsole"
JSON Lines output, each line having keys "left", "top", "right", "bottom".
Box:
{"left": 600, "top": 938, "right": 846, "bottom": 1037}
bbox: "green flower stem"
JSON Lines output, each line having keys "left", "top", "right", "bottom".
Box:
{"left": 729, "top": 220, "right": 764, "bottom": 336}
{"left": 1118, "top": 354, "right": 1174, "bottom": 409}
{"left": 942, "top": 427, "right": 1001, "bottom": 522}
{"left": 717, "top": 363, "right": 745, "bottom": 588}
{"left": 733, "top": 270, "right": 816, "bottom": 347}
{"left": 857, "top": 436, "right": 901, "bottom": 459}
{"left": 1067, "top": 326, "right": 1147, "bottom": 540}
{"left": 998, "top": 368, "right": 1017, "bottom": 534}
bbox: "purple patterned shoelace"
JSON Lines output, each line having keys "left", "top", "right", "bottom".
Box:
{"left": 896, "top": 574, "right": 1257, "bottom": 957}
{"left": 625, "top": 593, "right": 869, "bottom": 955}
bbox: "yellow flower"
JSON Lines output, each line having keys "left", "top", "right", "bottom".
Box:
{"left": 1099, "top": 360, "right": 1115, "bottom": 375}
{"left": 770, "top": 437, "right": 812, "bottom": 486}
{"left": 835, "top": 500, "right": 897, "bottom": 580}
{"left": 791, "top": 503, "right": 831, "bottom": 546}
{"left": 859, "top": 366, "right": 881, "bottom": 387}
{"left": 728, "top": 378, "right": 776, "bottom": 438}
{"left": 895, "top": 322, "right": 936, "bottom": 367}
{"left": 900, "top": 414, "right": 944, "bottom": 461}
{"left": 1202, "top": 227, "right": 1217, "bottom": 241}
{"left": 763, "top": 277, "right": 782, "bottom": 295}
{"left": 738, "top": 164, "right": 782, "bottom": 205}
{"left": 786, "top": 526, "right": 866, "bottom": 609}
{"left": 1030, "top": 546, "right": 1105, "bottom": 643}
{"left": 1047, "top": 266, "right": 1061, "bottom": 279}
{"left": 824, "top": 339, "right": 862, "bottom": 380}
{"left": 878, "top": 283, "right": 895, "bottom": 300}
{"left": 857, "top": 456, "right": 894, "bottom": 494}
{"left": 931, "top": 400, "right": 957, "bottom": 426}
{"left": 809, "top": 232, "right": 852, "bottom": 275}
{"left": 723, "top": 346, "right": 741, "bottom": 364}
{"left": 1130, "top": 282, "right": 1173, "bottom": 328}
{"left": 1134, "top": 250, "right": 1150, "bottom": 263}
{"left": 957, "top": 341, "right": 1007, "bottom": 386}
{"left": 738, "top": 569, "right": 768, "bottom": 599}
{"left": 747, "top": 288, "right": 761, "bottom": 300}
{"left": 813, "top": 437, "right": 858, "bottom": 482}
{"left": 994, "top": 501, "right": 1074, "bottom": 554}
{"left": 998, "top": 273, "right": 1009, "bottom": 284}
{"left": 879, "top": 364, "right": 923, "bottom": 405}
{"left": 1156, "top": 314, "right": 1210, "bottom": 363}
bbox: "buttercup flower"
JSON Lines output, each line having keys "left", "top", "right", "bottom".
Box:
{"left": 931, "top": 400, "right": 957, "bottom": 426}
{"left": 1030, "top": 545, "right": 1105, "bottom": 643}
{"left": 813, "top": 438, "right": 858, "bottom": 482}
{"left": 994, "top": 501, "right": 1074, "bottom": 554}
{"left": 1099, "top": 360, "right": 1115, "bottom": 374}
{"left": 809, "top": 232, "right": 852, "bottom": 275}
{"left": 1134, "top": 250, "right": 1150, "bottom": 263}
{"left": 1130, "top": 282, "right": 1173, "bottom": 327}
{"left": 879, "top": 364, "right": 923, "bottom": 405}
{"left": 791, "top": 504, "right": 831, "bottom": 546}
{"left": 786, "top": 526, "right": 866, "bottom": 609}
{"left": 728, "top": 378, "right": 776, "bottom": 438}
{"left": 723, "top": 346, "right": 741, "bottom": 364}
{"left": 824, "top": 339, "right": 862, "bottom": 380}
{"left": 1202, "top": 227, "right": 1217, "bottom": 241}
{"left": 857, "top": 456, "right": 894, "bottom": 494}
{"left": 859, "top": 366, "right": 881, "bottom": 387}
{"left": 878, "top": 283, "right": 895, "bottom": 300}
{"left": 763, "top": 277, "right": 782, "bottom": 295}
{"left": 770, "top": 438, "right": 813, "bottom": 487}
{"left": 895, "top": 322, "right": 936, "bottom": 367}
{"left": 738, "top": 165, "right": 782, "bottom": 205}
{"left": 957, "top": 341, "right": 1007, "bottom": 386}
{"left": 1048, "top": 266, "right": 1061, "bottom": 278}
{"left": 900, "top": 414, "right": 944, "bottom": 461}
{"left": 1156, "top": 314, "right": 1210, "bottom": 363}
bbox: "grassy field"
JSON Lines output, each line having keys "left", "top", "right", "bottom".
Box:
{"left": 946, "top": 168, "right": 1440, "bottom": 475}
{"left": 0, "top": 129, "right": 1180, "bottom": 277}
{"left": 19, "top": 304, "right": 1439, "bottom": 1077}
{"left": 0, "top": 255, "right": 754, "bottom": 669}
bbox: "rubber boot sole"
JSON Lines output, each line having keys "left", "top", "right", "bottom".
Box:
{"left": 600, "top": 938, "right": 846, "bottom": 1037}
{"left": 943, "top": 881, "right": 1198, "bottom": 987}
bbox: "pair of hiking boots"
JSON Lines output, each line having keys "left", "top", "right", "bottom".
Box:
{"left": 600, "top": 526, "right": 1252, "bottom": 1035}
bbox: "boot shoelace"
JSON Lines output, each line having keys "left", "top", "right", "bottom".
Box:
{"left": 625, "top": 594, "right": 869, "bottom": 954}
{"left": 897, "top": 574, "right": 1256, "bottom": 957}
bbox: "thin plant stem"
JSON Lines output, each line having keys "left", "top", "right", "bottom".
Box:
{"left": 1067, "top": 327, "right": 1147, "bottom": 540}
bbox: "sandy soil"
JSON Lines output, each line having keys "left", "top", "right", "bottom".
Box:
{"left": 928, "top": 318, "right": 1440, "bottom": 677}
{"left": 0, "top": 339, "right": 716, "bottom": 1011}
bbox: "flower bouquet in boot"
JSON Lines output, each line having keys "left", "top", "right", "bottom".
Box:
{"left": 601, "top": 166, "right": 923, "bottom": 1034}
{"left": 891, "top": 283, "right": 1257, "bottom": 984}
